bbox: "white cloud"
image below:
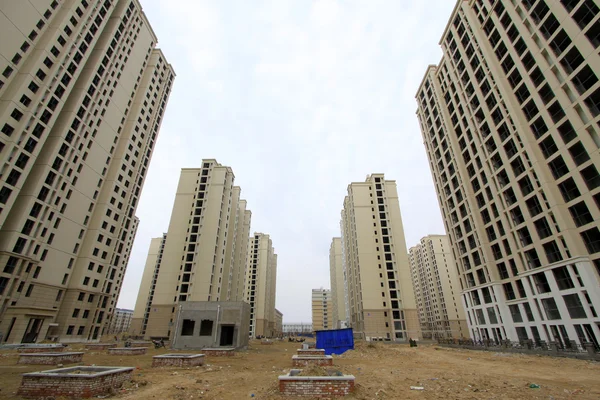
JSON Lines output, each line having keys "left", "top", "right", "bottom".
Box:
{"left": 119, "top": 0, "right": 456, "bottom": 323}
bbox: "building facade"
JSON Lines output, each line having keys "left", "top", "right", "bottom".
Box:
{"left": 329, "top": 238, "right": 347, "bottom": 329}
{"left": 133, "top": 161, "right": 251, "bottom": 339}
{"left": 275, "top": 308, "right": 283, "bottom": 336}
{"left": 110, "top": 308, "right": 133, "bottom": 334}
{"left": 340, "top": 174, "right": 420, "bottom": 341}
{"left": 409, "top": 235, "right": 468, "bottom": 339}
{"left": 0, "top": 0, "right": 174, "bottom": 344}
{"left": 129, "top": 234, "right": 165, "bottom": 335}
{"left": 312, "top": 288, "right": 331, "bottom": 330}
{"left": 282, "top": 323, "right": 313, "bottom": 335}
{"left": 244, "top": 233, "right": 277, "bottom": 337}
{"left": 171, "top": 301, "right": 250, "bottom": 350}
{"left": 416, "top": 0, "right": 600, "bottom": 347}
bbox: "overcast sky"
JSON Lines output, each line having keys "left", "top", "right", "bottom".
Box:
{"left": 118, "top": 0, "right": 456, "bottom": 323}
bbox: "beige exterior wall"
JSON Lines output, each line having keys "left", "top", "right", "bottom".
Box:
{"left": 275, "top": 308, "right": 283, "bottom": 335}
{"left": 329, "top": 237, "right": 347, "bottom": 329}
{"left": 409, "top": 235, "right": 468, "bottom": 339}
{"left": 311, "top": 288, "right": 331, "bottom": 330}
{"left": 244, "top": 233, "right": 277, "bottom": 337}
{"left": 0, "top": 0, "right": 174, "bottom": 344}
{"left": 416, "top": 0, "right": 600, "bottom": 345}
{"left": 140, "top": 161, "right": 251, "bottom": 339}
{"left": 130, "top": 235, "right": 164, "bottom": 335}
{"left": 340, "top": 174, "right": 420, "bottom": 341}
{"left": 230, "top": 202, "right": 251, "bottom": 302}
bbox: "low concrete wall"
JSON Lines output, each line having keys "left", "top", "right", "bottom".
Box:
{"left": 279, "top": 370, "right": 355, "bottom": 397}
{"left": 107, "top": 347, "right": 147, "bottom": 356}
{"left": 18, "top": 352, "right": 84, "bottom": 365}
{"left": 261, "top": 340, "right": 274, "bottom": 345}
{"left": 292, "top": 355, "right": 334, "bottom": 367}
{"left": 18, "top": 346, "right": 65, "bottom": 353}
{"left": 129, "top": 341, "right": 152, "bottom": 348}
{"left": 298, "top": 349, "right": 325, "bottom": 356}
{"left": 85, "top": 343, "right": 117, "bottom": 350}
{"left": 152, "top": 354, "right": 205, "bottom": 367}
{"left": 202, "top": 348, "right": 235, "bottom": 357}
{"left": 18, "top": 366, "right": 134, "bottom": 398}
{"left": 437, "top": 343, "right": 600, "bottom": 361}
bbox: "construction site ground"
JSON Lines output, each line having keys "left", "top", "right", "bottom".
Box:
{"left": 0, "top": 339, "right": 599, "bottom": 399}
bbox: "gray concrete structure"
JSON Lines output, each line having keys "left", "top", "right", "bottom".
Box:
{"left": 172, "top": 301, "right": 250, "bottom": 350}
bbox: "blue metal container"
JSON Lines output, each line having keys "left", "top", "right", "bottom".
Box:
{"left": 315, "top": 328, "right": 354, "bottom": 355}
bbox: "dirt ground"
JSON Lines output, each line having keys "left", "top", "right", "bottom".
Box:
{"left": 0, "top": 340, "right": 599, "bottom": 399}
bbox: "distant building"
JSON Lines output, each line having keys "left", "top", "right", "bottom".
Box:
{"left": 131, "top": 160, "right": 252, "bottom": 340}
{"left": 275, "top": 309, "right": 283, "bottom": 336}
{"left": 312, "top": 289, "right": 332, "bottom": 330}
{"left": 330, "top": 238, "right": 348, "bottom": 329}
{"left": 283, "top": 323, "right": 313, "bottom": 334}
{"left": 409, "top": 235, "right": 468, "bottom": 339}
{"left": 110, "top": 309, "right": 133, "bottom": 334}
{"left": 244, "top": 233, "right": 278, "bottom": 338}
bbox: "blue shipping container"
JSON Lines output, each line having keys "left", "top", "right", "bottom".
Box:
{"left": 316, "top": 328, "right": 354, "bottom": 355}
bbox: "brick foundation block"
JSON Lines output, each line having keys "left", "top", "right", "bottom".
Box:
{"left": 18, "top": 352, "right": 84, "bottom": 365}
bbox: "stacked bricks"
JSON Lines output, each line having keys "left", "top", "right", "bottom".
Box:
{"left": 18, "top": 367, "right": 134, "bottom": 399}
{"left": 292, "top": 355, "right": 334, "bottom": 367}
{"left": 202, "top": 348, "right": 235, "bottom": 356}
{"left": 279, "top": 374, "right": 355, "bottom": 397}
{"left": 107, "top": 347, "right": 147, "bottom": 355}
{"left": 18, "top": 346, "right": 65, "bottom": 353}
{"left": 85, "top": 343, "right": 117, "bottom": 351}
{"left": 297, "top": 349, "right": 325, "bottom": 356}
{"left": 152, "top": 354, "right": 205, "bottom": 367}
{"left": 18, "top": 352, "right": 84, "bottom": 365}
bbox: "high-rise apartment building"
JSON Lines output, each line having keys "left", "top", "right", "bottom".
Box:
{"left": 129, "top": 234, "right": 165, "bottom": 335}
{"left": 340, "top": 174, "right": 420, "bottom": 341}
{"left": 329, "top": 238, "right": 347, "bottom": 329}
{"left": 133, "top": 161, "right": 251, "bottom": 339}
{"left": 416, "top": 0, "right": 600, "bottom": 346}
{"left": 109, "top": 307, "right": 132, "bottom": 334}
{"left": 409, "top": 235, "right": 468, "bottom": 339}
{"left": 244, "top": 232, "right": 277, "bottom": 337}
{"left": 311, "top": 288, "right": 331, "bottom": 330}
{"left": 0, "top": 0, "right": 174, "bottom": 343}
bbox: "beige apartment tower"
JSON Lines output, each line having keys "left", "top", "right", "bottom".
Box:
{"left": 416, "top": 0, "right": 600, "bottom": 346}
{"left": 244, "top": 232, "right": 277, "bottom": 337}
{"left": 312, "top": 288, "right": 331, "bottom": 330}
{"left": 409, "top": 235, "right": 468, "bottom": 339}
{"left": 340, "top": 174, "right": 420, "bottom": 341}
{"left": 0, "top": 0, "right": 174, "bottom": 343}
{"left": 329, "top": 238, "right": 347, "bottom": 328}
{"left": 132, "top": 161, "right": 252, "bottom": 339}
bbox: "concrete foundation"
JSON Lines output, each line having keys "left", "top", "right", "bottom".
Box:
{"left": 292, "top": 355, "right": 334, "bottom": 367}
{"left": 298, "top": 349, "right": 326, "bottom": 356}
{"left": 18, "top": 345, "right": 65, "bottom": 353}
{"left": 18, "top": 352, "right": 84, "bottom": 365}
{"left": 85, "top": 343, "right": 117, "bottom": 351}
{"left": 152, "top": 354, "right": 205, "bottom": 367}
{"left": 18, "top": 366, "right": 134, "bottom": 398}
{"left": 107, "top": 347, "right": 147, "bottom": 355}
{"left": 202, "top": 347, "right": 235, "bottom": 356}
{"left": 279, "top": 369, "right": 355, "bottom": 397}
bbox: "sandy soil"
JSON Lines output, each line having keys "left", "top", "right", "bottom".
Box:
{"left": 0, "top": 340, "right": 598, "bottom": 399}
